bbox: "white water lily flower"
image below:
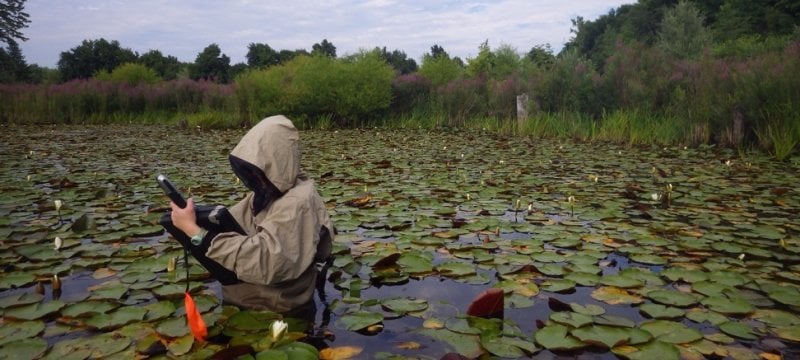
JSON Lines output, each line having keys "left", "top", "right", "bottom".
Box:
{"left": 651, "top": 193, "right": 662, "bottom": 201}
{"left": 27, "top": 175, "right": 32, "bottom": 182}
{"left": 738, "top": 253, "right": 745, "bottom": 261}
{"left": 54, "top": 236, "right": 62, "bottom": 250}
{"left": 725, "top": 160, "right": 732, "bottom": 166}
{"left": 54, "top": 200, "right": 63, "bottom": 211}
{"left": 567, "top": 196, "right": 575, "bottom": 203}
{"left": 271, "top": 320, "right": 288, "bottom": 341}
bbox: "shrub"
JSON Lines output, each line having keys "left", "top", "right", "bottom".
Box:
{"left": 95, "top": 63, "right": 162, "bottom": 85}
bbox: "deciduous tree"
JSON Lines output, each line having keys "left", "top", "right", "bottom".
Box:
{"left": 658, "top": 1, "right": 711, "bottom": 59}
{"left": 0, "top": 0, "right": 30, "bottom": 45}
{"left": 57, "top": 38, "right": 137, "bottom": 81}
{"left": 138, "top": 49, "right": 183, "bottom": 80}
{"left": 190, "top": 43, "right": 230, "bottom": 83}
{"left": 311, "top": 39, "right": 336, "bottom": 58}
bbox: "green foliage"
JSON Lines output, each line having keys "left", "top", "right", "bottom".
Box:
{"left": 235, "top": 53, "right": 394, "bottom": 126}
{"left": 658, "top": 1, "right": 712, "bottom": 59}
{"left": 524, "top": 44, "right": 555, "bottom": 68}
{"left": 95, "top": 63, "right": 161, "bottom": 85}
{"left": 311, "top": 39, "right": 336, "bottom": 58}
{"left": 418, "top": 54, "right": 464, "bottom": 87}
{"left": 190, "top": 43, "right": 231, "bottom": 83}
{"left": 0, "top": 40, "right": 31, "bottom": 83}
{"left": 712, "top": 34, "right": 796, "bottom": 58}
{"left": 246, "top": 43, "right": 280, "bottom": 68}
{"left": 491, "top": 44, "right": 520, "bottom": 78}
{"left": 0, "top": 0, "right": 30, "bottom": 44}
{"left": 138, "top": 50, "right": 183, "bottom": 80}
{"left": 374, "top": 46, "right": 418, "bottom": 74}
{"left": 57, "top": 38, "right": 137, "bottom": 81}
{"left": 755, "top": 120, "right": 799, "bottom": 161}
{"left": 466, "top": 40, "right": 494, "bottom": 77}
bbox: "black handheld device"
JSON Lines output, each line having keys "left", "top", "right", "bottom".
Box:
{"left": 156, "top": 174, "right": 187, "bottom": 208}
{"left": 156, "top": 173, "right": 245, "bottom": 285}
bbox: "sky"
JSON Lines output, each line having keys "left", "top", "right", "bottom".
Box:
{"left": 19, "top": 0, "right": 635, "bottom": 68}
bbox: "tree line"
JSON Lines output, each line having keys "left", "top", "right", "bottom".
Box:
{"left": 1, "top": 0, "right": 799, "bottom": 157}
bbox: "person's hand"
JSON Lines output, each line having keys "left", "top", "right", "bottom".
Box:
{"left": 170, "top": 198, "right": 201, "bottom": 236}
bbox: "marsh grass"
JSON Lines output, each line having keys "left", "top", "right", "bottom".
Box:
{"left": 756, "top": 122, "right": 799, "bottom": 161}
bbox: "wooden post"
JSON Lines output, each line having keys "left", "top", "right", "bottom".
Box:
{"left": 516, "top": 93, "right": 529, "bottom": 129}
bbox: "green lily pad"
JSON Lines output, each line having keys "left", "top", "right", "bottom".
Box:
{"left": 568, "top": 303, "right": 604, "bottom": 316}
{"left": 338, "top": 310, "right": 383, "bottom": 331}
{"left": 144, "top": 300, "right": 177, "bottom": 321}
{"left": 0, "top": 320, "right": 45, "bottom": 346}
{"left": 381, "top": 297, "right": 428, "bottom": 314}
{"left": 61, "top": 301, "right": 119, "bottom": 318}
{"left": 639, "top": 320, "right": 703, "bottom": 344}
{"left": 436, "top": 261, "right": 476, "bottom": 277}
{"left": 700, "top": 295, "right": 754, "bottom": 315}
{"left": 685, "top": 308, "right": 729, "bottom": 326}
{"left": 156, "top": 317, "right": 190, "bottom": 338}
{"left": 534, "top": 323, "right": 586, "bottom": 351}
{"left": 660, "top": 267, "right": 708, "bottom": 283}
{"left": 611, "top": 340, "right": 680, "bottom": 360}
{"left": 88, "top": 282, "right": 129, "bottom": 300}
{"left": 628, "top": 254, "right": 667, "bottom": 265}
{"left": 571, "top": 325, "right": 632, "bottom": 348}
{"left": 773, "top": 325, "right": 800, "bottom": 342}
{"left": 541, "top": 279, "right": 576, "bottom": 292}
{"left": 639, "top": 303, "right": 685, "bottom": 319}
{"left": 225, "top": 310, "right": 281, "bottom": 332}
{"left": 646, "top": 289, "right": 697, "bottom": 307}
{"left": 591, "top": 286, "right": 643, "bottom": 305}
{"left": 599, "top": 274, "right": 643, "bottom": 288}
{"left": 85, "top": 306, "right": 147, "bottom": 330}
{"left": 0, "top": 338, "right": 48, "bottom": 359}
{"left": 419, "top": 328, "right": 482, "bottom": 358}
{"left": 3, "top": 300, "right": 65, "bottom": 320}
{"left": 0, "top": 273, "right": 36, "bottom": 290}
{"left": 45, "top": 332, "right": 131, "bottom": 359}
{"left": 719, "top": 321, "right": 758, "bottom": 340}
{"left": 480, "top": 335, "right": 537, "bottom": 358}
{"left": 0, "top": 292, "right": 44, "bottom": 309}
{"left": 550, "top": 311, "right": 593, "bottom": 328}
{"left": 167, "top": 334, "right": 194, "bottom": 357}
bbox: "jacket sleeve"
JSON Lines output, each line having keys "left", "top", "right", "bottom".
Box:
{"left": 203, "top": 195, "right": 319, "bottom": 286}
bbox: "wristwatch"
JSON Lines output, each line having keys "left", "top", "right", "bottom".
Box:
{"left": 190, "top": 228, "right": 208, "bottom": 246}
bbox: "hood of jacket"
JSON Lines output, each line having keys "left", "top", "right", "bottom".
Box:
{"left": 229, "top": 115, "right": 300, "bottom": 194}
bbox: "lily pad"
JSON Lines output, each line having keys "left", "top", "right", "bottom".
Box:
{"left": 550, "top": 311, "right": 593, "bottom": 328}
{"left": 639, "top": 320, "right": 703, "bottom": 344}
{"left": 381, "top": 297, "right": 428, "bottom": 315}
{"left": 534, "top": 323, "right": 585, "bottom": 351}
{"left": 0, "top": 338, "right": 48, "bottom": 359}
{"left": 571, "top": 325, "right": 632, "bottom": 348}
{"left": 591, "top": 286, "right": 643, "bottom": 305}
{"left": 700, "top": 295, "right": 754, "bottom": 315}
{"left": 718, "top": 321, "right": 758, "bottom": 340}
{"left": 639, "top": 303, "right": 684, "bottom": 319}
{"left": 339, "top": 311, "right": 384, "bottom": 331}
{"left": 646, "top": 289, "right": 697, "bottom": 307}
{"left": 3, "top": 300, "right": 65, "bottom": 320}
{"left": 0, "top": 320, "right": 45, "bottom": 346}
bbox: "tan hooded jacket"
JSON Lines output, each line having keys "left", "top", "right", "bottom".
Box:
{"left": 205, "top": 115, "right": 333, "bottom": 312}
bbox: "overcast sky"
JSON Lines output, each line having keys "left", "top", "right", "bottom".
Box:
{"left": 19, "top": 0, "right": 634, "bottom": 68}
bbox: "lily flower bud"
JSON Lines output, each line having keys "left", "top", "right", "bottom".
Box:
{"left": 271, "top": 320, "right": 288, "bottom": 342}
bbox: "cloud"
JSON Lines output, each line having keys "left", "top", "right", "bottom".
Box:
{"left": 20, "top": 0, "right": 633, "bottom": 67}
